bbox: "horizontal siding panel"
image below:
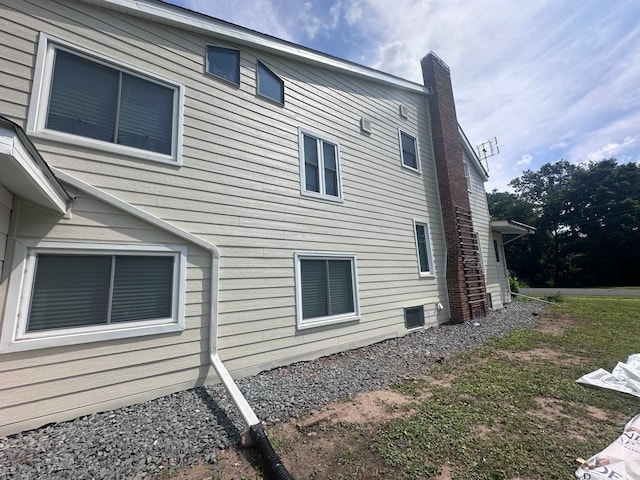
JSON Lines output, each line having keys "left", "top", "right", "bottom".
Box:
{"left": 0, "top": 326, "right": 208, "bottom": 372}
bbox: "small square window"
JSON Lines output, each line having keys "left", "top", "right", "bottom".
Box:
{"left": 257, "top": 60, "right": 284, "bottom": 104}
{"left": 399, "top": 130, "right": 420, "bottom": 172}
{"left": 206, "top": 46, "right": 240, "bottom": 85}
{"left": 404, "top": 306, "right": 425, "bottom": 329}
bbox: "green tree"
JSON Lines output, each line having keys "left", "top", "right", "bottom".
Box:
{"left": 564, "top": 159, "right": 640, "bottom": 285}
{"left": 509, "top": 160, "right": 577, "bottom": 286}
{"left": 493, "top": 159, "right": 640, "bottom": 287}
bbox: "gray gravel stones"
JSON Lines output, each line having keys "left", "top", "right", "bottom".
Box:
{"left": 0, "top": 301, "right": 542, "bottom": 479}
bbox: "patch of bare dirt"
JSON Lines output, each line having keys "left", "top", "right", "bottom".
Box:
{"left": 535, "top": 312, "right": 575, "bottom": 335}
{"left": 160, "top": 310, "right": 611, "bottom": 480}
{"left": 498, "top": 347, "right": 584, "bottom": 365}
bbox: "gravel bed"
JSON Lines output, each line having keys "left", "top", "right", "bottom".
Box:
{"left": 0, "top": 301, "right": 543, "bottom": 479}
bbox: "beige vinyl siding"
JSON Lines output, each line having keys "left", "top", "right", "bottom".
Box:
{"left": 0, "top": 193, "right": 211, "bottom": 435}
{"left": 0, "top": 0, "right": 450, "bottom": 428}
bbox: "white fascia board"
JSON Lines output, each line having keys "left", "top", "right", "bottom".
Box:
{"left": 81, "top": 0, "right": 428, "bottom": 94}
{"left": 0, "top": 126, "right": 69, "bottom": 214}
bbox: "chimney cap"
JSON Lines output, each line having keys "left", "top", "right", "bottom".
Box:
{"left": 421, "top": 51, "right": 450, "bottom": 72}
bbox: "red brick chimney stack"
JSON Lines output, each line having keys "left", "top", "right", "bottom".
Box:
{"left": 421, "top": 52, "right": 483, "bottom": 323}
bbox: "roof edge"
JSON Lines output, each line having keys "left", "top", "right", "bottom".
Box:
{"left": 79, "top": 0, "right": 429, "bottom": 94}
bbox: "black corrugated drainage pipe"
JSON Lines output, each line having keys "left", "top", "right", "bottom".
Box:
{"left": 250, "top": 423, "right": 295, "bottom": 480}
{"left": 50, "top": 169, "right": 294, "bottom": 480}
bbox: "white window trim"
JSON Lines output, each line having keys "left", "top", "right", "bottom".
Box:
{"left": 298, "top": 128, "right": 344, "bottom": 202}
{"left": 413, "top": 219, "right": 435, "bottom": 278}
{"left": 294, "top": 252, "right": 360, "bottom": 330}
{"left": 398, "top": 128, "right": 421, "bottom": 173}
{"left": 26, "top": 33, "right": 185, "bottom": 166}
{"left": 0, "top": 240, "right": 187, "bottom": 353}
{"left": 464, "top": 160, "right": 472, "bottom": 192}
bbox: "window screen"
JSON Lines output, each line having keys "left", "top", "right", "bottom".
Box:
{"left": 300, "top": 132, "right": 341, "bottom": 200}
{"left": 400, "top": 131, "right": 418, "bottom": 169}
{"left": 47, "top": 49, "right": 175, "bottom": 155}
{"left": 300, "top": 258, "right": 354, "bottom": 320}
{"left": 27, "top": 254, "right": 174, "bottom": 332}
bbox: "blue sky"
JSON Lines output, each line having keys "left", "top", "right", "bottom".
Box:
{"left": 166, "top": 0, "right": 640, "bottom": 192}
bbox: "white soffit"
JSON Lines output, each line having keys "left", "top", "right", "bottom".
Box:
{"left": 0, "top": 123, "right": 70, "bottom": 215}
{"left": 490, "top": 220, "right": 536, "bottom": 235}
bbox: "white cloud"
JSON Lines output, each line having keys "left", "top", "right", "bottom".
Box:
{"left": 299, "top": 2, "right": 326, "bottom": 40}
{"left": 517, "top": 155, "right": 533, "bottom": 166}
{"left": 343, "top": 0, "right": 363, "bottom": 25}
{"left": 168, "top": 0, "right": 640, "bottom": 191}
{"left": 586, "top": 137, "right": 636, "bottom": 163}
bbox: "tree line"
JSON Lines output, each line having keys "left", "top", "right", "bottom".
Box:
{"left": 488, "top": 159, "right": 640, "bottom": 287}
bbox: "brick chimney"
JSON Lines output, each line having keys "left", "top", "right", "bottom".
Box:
{"left": 421, "top": 52, "right": 488, "bottom": 323}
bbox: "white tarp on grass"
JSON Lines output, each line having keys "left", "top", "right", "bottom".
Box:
{"left": 577, "top": 354, "right": 640, "bottom": 398}
{"left": 575, "top": 354, "right": 640, "bottom": 479}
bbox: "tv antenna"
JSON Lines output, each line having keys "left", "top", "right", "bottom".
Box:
{"left": 476, "top": 137, "right": 499, "bottom": 171}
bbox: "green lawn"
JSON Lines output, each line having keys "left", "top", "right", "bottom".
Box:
{"left": 373, "top": 297, "right": 640, "bottom": 479}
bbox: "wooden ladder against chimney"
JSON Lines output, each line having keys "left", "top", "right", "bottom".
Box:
{"left": 455, "top": 207, "right": 489, "bottom": 319}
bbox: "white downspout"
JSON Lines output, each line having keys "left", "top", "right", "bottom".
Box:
{"left": 51, "top": 168, "right": 260, "bottom": 427}
{"left": 207, "top": 249, "right": 260, "bottom": 427}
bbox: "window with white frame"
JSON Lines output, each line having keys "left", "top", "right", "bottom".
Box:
{"left": 399, "top": 129, "right": 420, "bottom": 172}
{"left": 299, "top": 129, "right": 343, "bottom": 201}
{"left": 0, "top": 241, "right": 186, "bottom": 353}
{"left": 27, "top": 34, "right": 183, "bottom": 164}
{"left": 464, "top": 160, "right": 472, "bottom": 191}
{"left": 294, "top": 253, "right": 360, "bottom": 329}
{"left": 257, "top": 60, "right": 284, "bottom": 104}
{"left": 206, "top": 45, "right": 240, "bottom": 85}
{"left": 413, "top": 220, "right": 435, "bottom": 276}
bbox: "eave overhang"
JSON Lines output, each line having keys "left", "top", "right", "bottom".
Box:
{"left": 491, "top": 220, "right": 536, "bottom": 245}
{"left": 0, "top": 116, "right": 72, "bottom": 215}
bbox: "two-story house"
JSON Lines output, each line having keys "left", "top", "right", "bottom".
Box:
{"left": 0, "top": 0, "right": 529, "bottom": 437}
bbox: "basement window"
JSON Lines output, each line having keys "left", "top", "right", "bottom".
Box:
{"left": 404, "top": 306, "right": 425, "bottom": 329}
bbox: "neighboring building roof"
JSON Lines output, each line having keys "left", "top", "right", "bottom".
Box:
{"left": 0, "top": 116, "right": 71, "bottom": 214}
{"left": 80, "top": 0, "right": 428, "bottom": 94}
{"left": 490, "top": 219, "right": 535, "bottom": 235}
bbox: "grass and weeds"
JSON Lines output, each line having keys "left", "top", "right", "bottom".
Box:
{"left": 372, "top": 296, "right": 639, "bottom": 479}
{"left": 187, "top": 296, "right": 639, "bottom": 479}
